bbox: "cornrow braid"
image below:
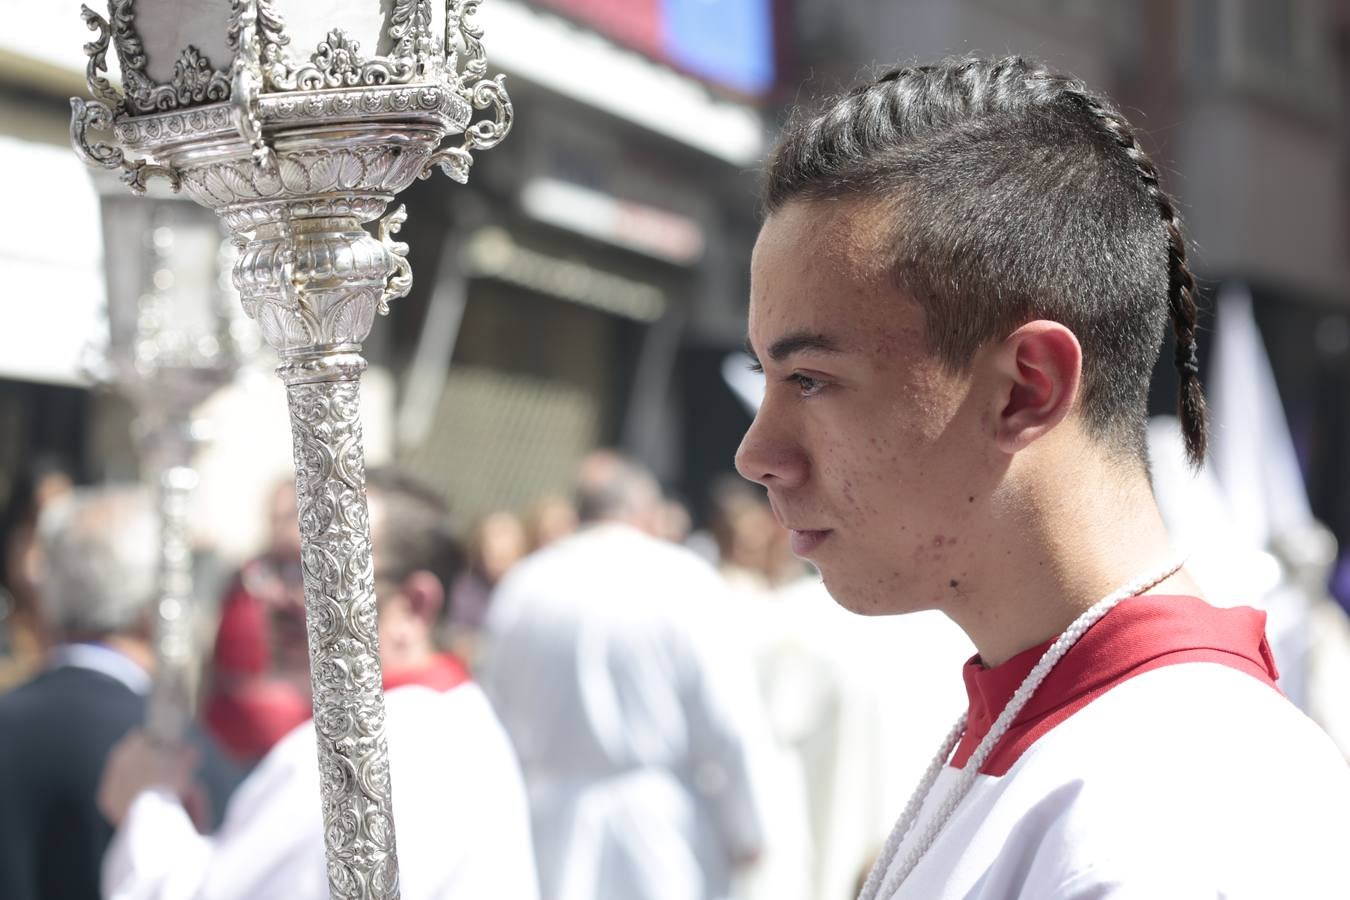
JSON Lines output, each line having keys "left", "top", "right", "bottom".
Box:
{"left": 1057, "top": 83, "right": 1209, "bottom": 467}
{"left": 765, "top": 55, "right": 1209, "bottom": 467}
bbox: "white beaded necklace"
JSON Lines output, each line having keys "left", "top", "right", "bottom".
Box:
{"left": 857, "top": 561, "right": 1185, "bottom": 900}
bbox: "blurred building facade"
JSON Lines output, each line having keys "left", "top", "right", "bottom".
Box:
{"left": 385, "top": 0, "right": 776, "bottom": 529}
{"left": 0, "top": 0, "right": 1348, "bottom": 566}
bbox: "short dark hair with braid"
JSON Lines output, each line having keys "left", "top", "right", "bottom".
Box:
{"left": 765, "top": 55, "right": 1207, "bottom": 465}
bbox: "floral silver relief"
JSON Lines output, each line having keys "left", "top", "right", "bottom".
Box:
{"left": 287, "top": 374, "right": 398, "bottom": 900}
{"left": 106, "top": 0, "right": 233, "bottom": 113}
{"left": 70, "top": 1, "right": 514, "bottom": 896}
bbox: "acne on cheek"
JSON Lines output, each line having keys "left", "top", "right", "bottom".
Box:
{"left": 840, "top": 480, "right": 883, "bottom": 520}
{"left": 911, "top": 534, "right": 958, "bottom": 565}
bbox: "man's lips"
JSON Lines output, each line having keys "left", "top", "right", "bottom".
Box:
{"left": 788, "top": 528, "right": 831, "bottom": 557}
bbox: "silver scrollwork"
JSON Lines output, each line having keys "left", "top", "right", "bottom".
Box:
{"left": 422, "top": 0, "right": 511, "bottom": 184}
{"left": 284, "top": 373, "right": 399, "bottom": 900}
{"left": 389, "top": 0, "right": 437, "bottom": 72}
{"left": 70, "top": 97, "right": 181, "bottom": 195}
{"left": 112, "top": 88, "right": 469, "bottom": 153}
{"left": 376, "top": 205, "right": 412, "bottom": 315}
{"left": 229, "top": 0, "right": 275, "bottom": 170}
{"left": 286, "top": 29, "right": 415, "bottom": 92}
{"left": 80, "top": 5, "right": 123, "bottom": 109}
{"left": 70, "top": 97, "right": 123, "bottom": 169}
{"left": 245, "top": 0, "right": 433, "bottom": 93}
{"left": 165, "top": 47, "right": 233, "bottom": 108}
{"left": 108, "top": 0, "right": 232, "bottom": 113}
{"left": 121, "top": 157, "right": 182, "bottom": 195}
{"left": 235, "top": 0, "right": 297, "bottom": 89}
{"left": 418, "top": 144, "right": 473, "bottom": 184}
{"left": 463, "top": 74, "right": 513, "bottom": 150}
{"left": 419, "top": 74, "right": 512, "bottom": 185}
{"left": 446, "top": 0, "right": 489, "bottom": 87}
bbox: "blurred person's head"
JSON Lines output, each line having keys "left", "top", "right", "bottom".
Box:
{"left": 708, "top": 477, "right": 804, "bottom": 587}
{"left": 656, "top": 497, "right": 693, "bottom": 546}
{"left": 524, "top": 495, "right": 579, "bottom": 552}
{"left": 574, "top": 450, "right": 663, "bottom": 534}
{"left": 708, "top": 475, "right": 775, "bottom": 571}
{"left": 37, "top": 485, "right": 157, "bottom": 651}
{"left": 737, "top": 56, "right": 1206, "bottom": 621}
{"left": 762, "top": 517, "right": 806, "bottom": 587}
{"left": 367, "top": 470, "right": 462, "bottom": 671}
{"left": 465, "top": 511, "right": 527, "bottom": 586}
{"left": 2, "top": 456, "right": 76, "bottom": 608}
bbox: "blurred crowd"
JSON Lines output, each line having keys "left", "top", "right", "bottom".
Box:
{"left": 0, "top": 450, "right": 975, "bottom": 900}
{"left": 4, "top": 435, "right": 1346, "bottom": 899}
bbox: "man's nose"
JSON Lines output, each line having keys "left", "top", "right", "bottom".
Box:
{"left": 735, "top": 406, "right": 807, "bottom": 489}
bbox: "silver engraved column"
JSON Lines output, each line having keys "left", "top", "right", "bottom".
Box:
{"left": 70, "top": 2, "right": 513, "bottom": 896}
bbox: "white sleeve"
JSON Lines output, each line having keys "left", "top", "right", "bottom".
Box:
{"left": 391, "top": 687, "right": 541, "bottom": 900}
{"left": 1043, "top": 857, "right": 1347, "bottom": 900}
{"left": 104, "top": 732, "right": 328, "bottom": 900}
{"left": 102, "top": 788, "right": 213, "bottom": 900}
{"left": 440, "top": 742, "right": 541, "bottom": 900}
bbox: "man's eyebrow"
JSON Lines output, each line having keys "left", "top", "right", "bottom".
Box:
{"left": 744, "top": 331, "right": 845, "bottom": 365}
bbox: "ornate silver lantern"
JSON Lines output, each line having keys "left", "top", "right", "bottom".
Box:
{"left": 69, "top": 2, "right": 513, "bottom": 896}
{"left": 90, "top": 197, "right": 239, "bottom": 746}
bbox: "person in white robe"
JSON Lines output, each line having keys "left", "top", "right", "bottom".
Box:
{"left": 762, "top": 579, "right": 973, "bottom": 900}
{"left": 480, "top": 451, "right": 772, "bottom": 900}
{"left": 97, "top": 472, "right": 539, "bottom": 900}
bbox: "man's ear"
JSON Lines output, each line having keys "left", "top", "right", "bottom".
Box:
{"left": 988, "top": 320, "right": 1082, "bottom": 454}
{"left": 400, "top": 570, "right": 445, "bottom": 624}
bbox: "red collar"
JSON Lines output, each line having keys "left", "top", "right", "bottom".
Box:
{"left": 953, "top": 595, "right": 1280, "bottom": 776}
{"left": 382, "top": 653, "right": 471, "bottom": 693}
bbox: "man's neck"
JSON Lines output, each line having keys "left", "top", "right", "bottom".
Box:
{"left": 58, "top": 633, "right": 155, "bottom": 674}
{"left": 49, "top": 635, "right": 155, "bottom": 694}
{"left": 941, "top": 457, "right": 1201, "bottom": 668}
{"left": 101, "top": 634, "right": 156, "bottom": 674}
{"left": 383, "top": 643, "right": 437, "bottom": 674}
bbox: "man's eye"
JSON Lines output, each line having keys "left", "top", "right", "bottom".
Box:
{"left": 789, "top": 373, "right": 824, "bottom": 396}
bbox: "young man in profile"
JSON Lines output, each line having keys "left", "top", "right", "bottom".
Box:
{"left": 735, "top": 55, "right": 1350, "bottom": 898}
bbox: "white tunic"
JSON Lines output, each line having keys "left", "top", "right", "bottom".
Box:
{"left": 102, "top": 683, "right": 539, "bottom": 900}
{"left": 480, "top": 523, "right": 771, "bottom": 900}
{"left": 757, "top": 581, "right": 973, "bottom": 900}
{"left": 876, "top": 596, "right": 1350, "bottom": 898}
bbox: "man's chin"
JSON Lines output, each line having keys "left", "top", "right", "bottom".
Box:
{"left": 816, "top": 574, "right": 878, "bottom": 616}
{"left": 819, "top": 571, "right": 932, "bottom": 617}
